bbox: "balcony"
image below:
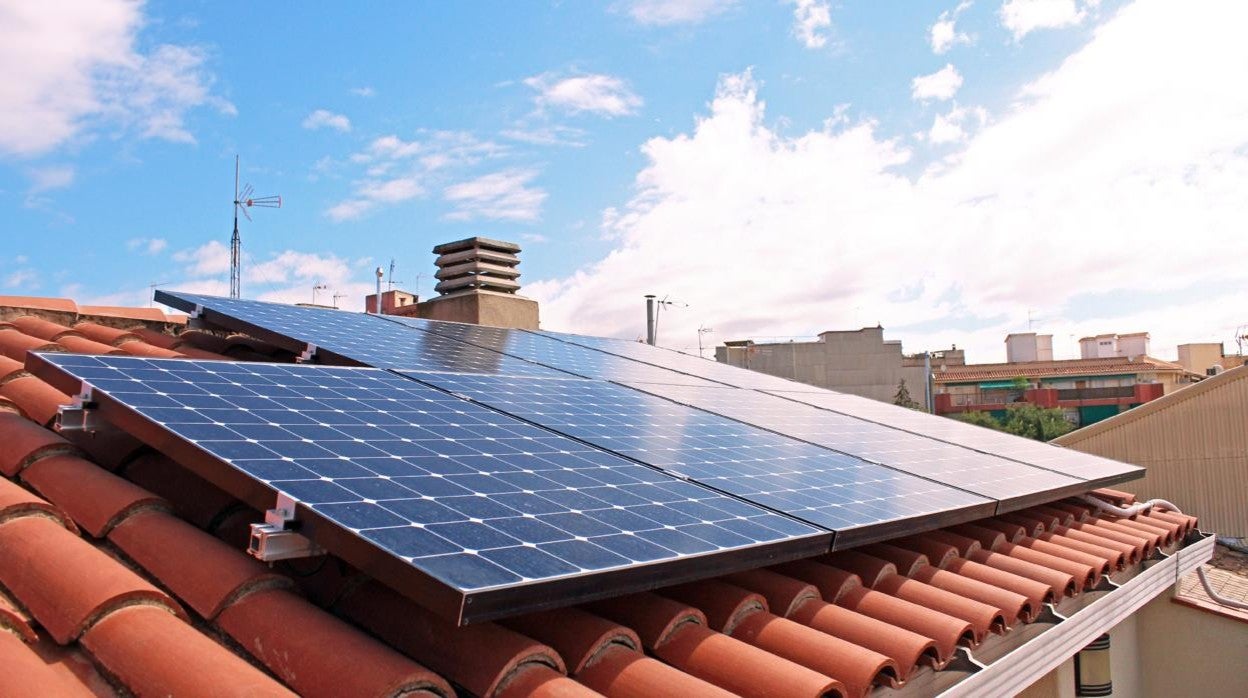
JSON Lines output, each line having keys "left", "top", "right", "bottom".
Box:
{"left": 1055, "top": 386, "right": 1137, "bottom": 400}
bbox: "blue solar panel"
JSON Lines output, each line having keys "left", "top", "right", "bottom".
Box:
{"left": 402, "top": 371, "right": 995, "bottom": 546}
{"left": 33, "top": 353, "right": 828, "bottom": 624}
{"left": 384, "top": 316, "right": 718, "bottom": 385}
{"left": 156, "top": 291, "right": 564, "bottom": 377}
{"left": 618, "top": 382, "right": 1091, "bottom": 510}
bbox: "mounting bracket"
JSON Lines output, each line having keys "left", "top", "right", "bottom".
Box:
{"left": 55, "top": 386, "right": 106, "bottom": 434}
{"left": 248, "top": 492, "right": 327, "bottom": 562}
{"left": 296, "top": 343, "right": 318, "bottom": 363}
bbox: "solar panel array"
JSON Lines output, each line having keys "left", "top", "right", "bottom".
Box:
{"left": 156, "top": 291, "right": 562, "bottom": 377}
{"left": 34, "top": 353, "right": 827, "bottom": 623}
{"left": 403, "top": 371, "right": 993, "bottom": 540}
{"left": 619, "top": 382, "right": 1090, "bottom": 509}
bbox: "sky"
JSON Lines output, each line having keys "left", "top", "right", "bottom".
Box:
{"left": 2, "top": 0, "right": 1247, "bottom": 363}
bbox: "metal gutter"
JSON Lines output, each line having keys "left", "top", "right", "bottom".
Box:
{"left": 940, "top": 532, "right": 1215, "bottom": 697}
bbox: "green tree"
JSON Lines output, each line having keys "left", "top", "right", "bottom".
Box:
{"left": 893, "top": 378, "right": 922, "bottom": 410}
{"left": 954, "top": 410, "right": 1003, "bottom": 430}
{"left": 1000, "top": 404, "right": 1074, "bottom": 441}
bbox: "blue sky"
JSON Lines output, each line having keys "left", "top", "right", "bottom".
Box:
{"left": 3, "top": 0, "right": 1247, "bottom": 362}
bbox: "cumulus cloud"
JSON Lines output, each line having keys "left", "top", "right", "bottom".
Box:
{"left": 789, "top": 0, "right": 833, "bottom": 49}
{"left": 620, "top": 0, "right": 737, "bottom": 25}
{"left": 302, "top": 109, "right": 351, "bottom": 132}
{"left": 926, "top": 104, "right": 989, "bottom": 144}
{"left": 930, "top": 1, "right": 974, "bottom": 53}
{"left": 911, "top": 64, "right": 964, "bottom": 101}
{"left": 443, "top": 169, "right": 547, "bottom": 222}
{"left": 0, "top": 1, "right": 232, "bottom": 156}
{"left": 126, "top": 237, "right": 168, "bottom": 255}
{"left": 528, "top": 0, "right": 1248, "bottom": 362}
{"left": 168, "top": 242, "right": 375, "bottom": 310}
{"left": 1001, "top": 0, "right": 1096, "bottom": 40}
{"left": 524, "top": 73, "right": 643, "bottom": 117}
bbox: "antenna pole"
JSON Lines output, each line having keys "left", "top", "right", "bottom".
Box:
{"left": 231, "top": 155, "right": 241, "bottom": 298}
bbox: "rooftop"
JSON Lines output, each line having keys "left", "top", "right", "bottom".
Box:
{"left": 934, "top": 355, "right": 1194, "bottom": 384}
{"left": 0, "top": 295, "right": 1212, "bottom": 697}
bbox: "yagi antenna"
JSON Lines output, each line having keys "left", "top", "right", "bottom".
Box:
{"left": 231, "top": 155, "right": 281, "bottom": 299}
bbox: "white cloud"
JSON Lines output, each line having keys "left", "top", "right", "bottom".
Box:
{"left": 0, "top": 2, "right": 232, "bottom": 156}
{"left": 788, "top": 0, "right": 833, "bottom": 49}
{"left": 911, "top": 64, "right": 964, "bottom": 101}
{"left": 927, "top": 104, "right": 989, "bottom": 144}
{"left": 930, "top": 1, "right": 974, "bottom": 53}
{"left": 443, "top": 169, "right": 547, "bottom": 222}
{"left": 326, "top": 131, "right": 505, "bottom": 220}
{"left": 620, "top": 0, "right": 737, "bottom": 25}
{"left": 501, "top": 125, "right": 588, "bottom": 148}
{"left": 126, "top": 237, "right": 168, "bottom": 255}
{"left": 5, "top": 269, "right": 37, "bottom": 289}
{"left": 350, "top": 86, "right": 376, "bottom": 97}
{"left": 528, "top": 0, "right": 1248, "bottom": 363}
{"left": 524, "top": 73, "right": 643, "bottom": 117}
{"left": 27, "top": 166, "right": 75, "bottom": 193}
{"left": 1000, "top": 0, "right": 1095, "bottom": 40}
{"left": 173, "top": 240, "right": 231, "bottom": 277}
{"left": 302, "top": 109, "right": 351, "bottom": 132}
{"left": 167, "top": 242, "right": 375, "bottom": 310}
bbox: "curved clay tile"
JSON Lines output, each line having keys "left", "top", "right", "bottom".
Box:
{"left": 661, "top": 580, "right": 768, "bottom": 635}
{"left": 771, "top": 560, "right": 861, "bottom": 603}
{"left": 1148, "top": 510, "right": 1198, "bottom": 536}
{"left": 971, "top": 519, "right": 1034, "bottom": 542}
{"left": 948, "top": 523, "right": 1014, "bottom": 550}
{"left": 822, "top": 551, "right": 896, "bottom": 589}
{"left": 861, "top": 542, "right": 942, "bottom": 574}
{"left": 847, "top": 566, "right": 1007, "bottom": 641}
{"left": 1131, "top": 513, "right": 1182, "bottom": 542}
{"left": 992, "top": 515, "right": 1048, "bottom": 539}
{"left": 909, "top": 566, "right": 1032, "bottom": 626}
{"left": 1048, "top": 501, "right": 1095, "bottom": 522}
{"left": 171, "top": 329, "right": 232, "bottom": 354}
{"left": 1018, "top": 536, "right": 1113, "bottom": 578}
{"left": 723, "top": 568, "right": 821, "bottom": 618}
{"left": 0, "top": 477, "right": 76, "bottom": 533}
{"left": 1090, "top": 487, "right": 1136, "bottom": 505}
{"left": 7, "top": 316, "right": 77, "bottom": 341}
{"left": 129, "top": 327, "right": 181, "bottom": 350}
{"left": 69, "top": 321, "right": 138, "bottom": 346}
{"left": 114, "top": 341, "right": 184, "bottom": 359}
{"left": 0, "top": 375, "right": 72, "bottom": 427}
{"left": 654, "top": 623, "right": 846, "bottom": 698}
{"left": 1083, "top": 518, "right": 1159, "bottom": 553}
{"left": 0, "top": 516, "right": 185, "bottom": 644}
{"left": 912, "top": 529, "right": 984, "bottom": 557}
{"left": 992, "top": 541, "right": 1097, "bottom": 591}
{"left": 0, "top": 296, "right": 77, "bottom": 314}
{"left": 966, "top": 548, "right": 1079, "bottom": 598}
{"left": 495, "top": 664, "right": 601, "bottom": 698}
{"left": 0, "top": 354, "right": 23, "bottom": 382}
{"left": 1029, "top": 504, "right": 1077, "bottom": 527}
{"left": 1065, "top": 520, "right": 1152, "bottom": 560}
{"left": 80, "top": 605, "right": 295, "bottom": 697}
{"left": 789, "top": 598, "right": 939, "bottom": 679}
{"left": 943, "top": 557, "right": 1054, "bottom": 611}
{"left": 19, "top": 454, "right": 166, "bottom": 538}
{"left": 501, "top": 607, "right": 641, "bottom": 675}
{"left": 1006, "top": 510, "right": 1061, "bottom": 532}
{"left": 333, "top": 581, "right": 566, "bottom": 698}
{"left": 55, "top": 335, "right": 126, "bottom": 355}
{"left": 1043, "top": 529, "right": 1134, "bottom": 567}
{"left": 0, "top": 631, "right": 98, "bottom": 697}
{"left": 575, "top": 643, "right": 736, "bottom": 698}
{"left": 0, "top": 327, "right": 61, "bottom": 362}
{"left": 0, "top": 411, "right": 82, "bottom": 477}
{"left": 893, "top": 535, "right": 967, "bottom": 568}
{"left": 1091, "top": 518, "right": 1167, "bottom": 549}
{"left": 585, "top": 593, "right": 706, "bottom": 650}
{"left": 107, "top": 509, "right": 288, "bottom": 620}
{"left": 217, "top": 587, "right": 454, "bottom": 698}
{"left": 77, "top": 305, "right": 171, "bottom": 324}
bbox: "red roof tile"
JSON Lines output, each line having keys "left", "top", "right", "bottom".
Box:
{"left": 20, "top": 454, "right": 165, "bottom": 537}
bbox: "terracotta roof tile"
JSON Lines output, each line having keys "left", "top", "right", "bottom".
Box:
{"left": 0, "top": 327, "right": 61, "bottom": 362}
{"left": 0, "top": 373, "right": 72, "bottom": 426}
{"left": 69, "top": 322, "right": 139, "bottom": 346}
{"left": 0, "top": 630, "right": 98, "bottom": 698}
{"left": 0, "top": 411, "right": 82, "bottom": 478}
{"left": 584, "top": 592, "right": 705, "bottom": 650}
{"left": 216, "top": 587, "right": 454, "bottom": 698}
{"left": 0, "top": 589, "right": 37, "bottom": 643}
{"left": 575, "top": 643, "right": 736, "bottom": 697}
{"left": 128, "top": 327, "right": 180, "bottom": 350}
{"left": 20, "top": 454, "right": 166, "bottom": 537}
{"left": 501, "top": 607, "right": 640, "bottom": 675}
{"left": 7, "top": 316, "right": 77, "bottom": 341}
{"left": 0, "top": 515, "right": 184, "bottom": 643}
{"left": 80, "top": 605, "right": 293, "bottom": 697}
{"left": 120, "top": 452, "right": 241, "bottom": 531}
{"left": 0, "top": 296, "right": 78, "bottom": 315}
{"left": 54, "top": 335, "right": 127, "bottom": 356}
{"left": 335, "top": 581, "right": 565, "bottom": 697}
{"left": 494, "top": 665, "right": 601, "bottom": 698}
{"left": 77, "top": 305, "right": 184, "bottom": 324}
{"left": 0, "top": 475, "right": 76, "bottom": 533}
{"left": 107, "top": 509, "right": 288, "bottom": 620}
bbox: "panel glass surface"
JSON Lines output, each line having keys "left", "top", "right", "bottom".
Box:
{"left": 40, "top": 354, "right": 825, "bottom": 598}
{"left": 621, "top": 382, "right": 1087, "bottom": 506}
{"left": 404, "top": 371, "right": 993, "bottom": 536}
{"left": 768, "top": 389, "right": 1143, "bottom": 483}
{"left": 157, "top": 291, "right": 563, "bottom": 377}
{"left": 537, "top": 329, "right": 810, "bottom": 390}
{"left": 386, "top": 317, "right": 718, "bottom": 385}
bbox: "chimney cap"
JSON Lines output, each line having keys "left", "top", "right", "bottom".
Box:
{"left": 431, "top": 236, "right": 521, "bottom": 255}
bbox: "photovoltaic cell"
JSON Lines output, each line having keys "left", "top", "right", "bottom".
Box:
{"left": 767, "top": 389, "right": 1143, "bottom": 484}
{"left": 385, "top": 316, "right": 719, "bottom": 385}
{"left": 156, "top": 291, "right": 564, "bottom": 377}
{"left": 619, "top": 382, "right": 1091, "bottom": 510}
{"left": 404, "top": 370, "right": 994, "bottom": 545}
{"left": 33, "top": 353, "right": 827, "bottom": 624}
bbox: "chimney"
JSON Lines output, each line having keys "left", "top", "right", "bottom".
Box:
{"left": 415, "top": 237, "right": 539, "bottom": 329}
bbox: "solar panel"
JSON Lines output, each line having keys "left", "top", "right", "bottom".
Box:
{"left": 385, "top": 316, "right": 719, "bottom": 385}
{"left": 402, "top": 370, "right": 995, "bottom": 547}
{"left": 767, "top": 389, "right": 1143, "bottom": 484}
{"left": 31, "top": 353, "right": 829, "bottom": 624}
{"left": 618, "top": 382, "right": 1091, "bottom": 510}
{"left": 156, "top": 291, "right": 563, "bottom": 377}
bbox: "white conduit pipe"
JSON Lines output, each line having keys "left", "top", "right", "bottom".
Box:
{"left": 1078, "top": 495, "right": 1248, "bottom": 612}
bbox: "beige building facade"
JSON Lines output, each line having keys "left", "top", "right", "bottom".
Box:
{"left": 716, "top": 326, "right": 962, "bottom": 405}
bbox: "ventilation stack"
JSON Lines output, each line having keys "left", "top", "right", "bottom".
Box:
{"left": 416, "top": 237, "right": 539, "bottom": 329}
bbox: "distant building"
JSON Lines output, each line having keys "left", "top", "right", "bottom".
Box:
{"left": 1176, "top": 341, "right": 1248, "bottom": 376}
{"left": 716, "top": 326, "right": 962, "bottom": 405}
{"left": 934, "top": 336, "right": 1201, "bottom": 428}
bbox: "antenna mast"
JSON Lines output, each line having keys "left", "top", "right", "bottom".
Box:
{"left": 231, "top": 156, "right": 281, "bottom": 299}
{"left": 387, "top": 258, "right": 403, "bottom": 292}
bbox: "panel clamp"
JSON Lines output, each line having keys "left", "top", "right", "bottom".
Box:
{"left": 248, "top": 492, "right": 327, "bottom": 562}
{"left": 55, "top": 385, "right": 106, "bottom": 434}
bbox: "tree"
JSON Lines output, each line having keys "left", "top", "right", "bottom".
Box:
{"left": 1000, "top": 404, "right": 1074, "bottom": 441}
{"left": 893, "top": 379, "right": 922, "bottom": 410}
{"left": 955, "top": 410, "right": 1003, "bottom": 430}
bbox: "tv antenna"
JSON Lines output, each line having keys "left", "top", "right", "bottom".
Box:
{"left": 231, "top": 155, "right": 281, "bottom": 299}
{"left": 312, "top": 283, "right": 328, "bottom": 305}
{"left": 332, "top": 292, "right": 347, "bottom": 309}
{"left": 697, "top": 325, "right": 715, "bottom": 359}
{"left": 387, "top": 258, "right": 404, "bottom": 292}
